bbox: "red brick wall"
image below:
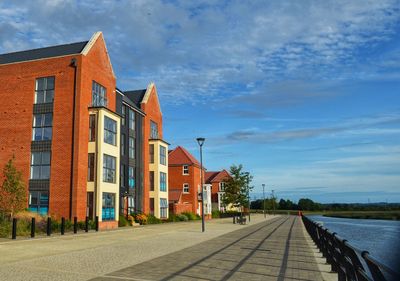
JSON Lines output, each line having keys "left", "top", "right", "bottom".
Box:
{"left": 141, "top": 85, "right": 163, "bottom": 214}
{"left": 169, "top": 203, "right": 193, "bottom": 215}
{"left": 0, "top": 34, "right": 116, "bottom": 220}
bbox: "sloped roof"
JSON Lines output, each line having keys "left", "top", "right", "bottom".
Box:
{"left": 124, "top": 89, "right": 146, "bottom": 107}
{"left": 205, "top": 169, "right": 231, "bottom": 183}
{"left": 0, "top": 41, "right": 88, "bottom": 65}
{"left": 168, "top": 146, "right": 200, "bottom": 166}
{"left": 169, "top": 189, "right": 182, "bottom": 203}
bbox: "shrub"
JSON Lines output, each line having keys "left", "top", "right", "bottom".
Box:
{"left": 134, "top": 213, "right": 148, "bottom": 225}
{"left": 147, "top": 214, "right": 161, "bottom": 224}
{"left": 212, "top": 210, "right": 221, "bottom": 218}
{"left": 178, "top": 214, "right": 189, "bottom": 221}
{"left": 182, "top": 212, "right": 198, "bottom": 220}
{"left": 119, "top": 215, "right": 129, "bottom": 227}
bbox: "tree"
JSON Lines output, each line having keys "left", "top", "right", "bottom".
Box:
{"left": 222, "top": 164, "right": 253, "bottom": 214}
{"left": 0, "top": 157, "right": 27, "bottom": 218}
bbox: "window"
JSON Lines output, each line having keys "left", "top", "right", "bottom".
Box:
{"left": 129, "top": 109, "right": 135, "bottom": 130}
{"left": 149, "top": 144, "right": 154, "bottom": 163}
{"left": 160, "top": 198, "right": 168, "bottom": 218}
{"left": 92, "top": 81, "right": 107, "bottom": 107}
{"left": 35, "top": 77, "right": 54, "bottom": 104}
{"left": 149, "top": 171, "right": 154, "bottom": 191}
{"left": 30, "top": 152, "right": 51, "bottom": 179}
{"left": 89, "top": 114, "right": 96, "bottom": 142}
{"left": 104, "top": 116, "right": 117, "bottom": 145}
{"left": 29, "top": 191, "right": 49, "bottom": 215}
{"left": 183, "top": 165, "right": 189, "bottom": 175}
{"left": 219, "top": 182, "right": 225, "bottom": 191}
{"left": 160, "top": 145, "right": 166, "bottom": 165}
{"left": 102, "top": 192, "right": 115, "bottom": 221}
{"left": 88, "top": 153, "right": 95, "bottom": 182}
{"left": 128, "top": 166, "right": 135, "bottom": 189}
{"left": 150, "top": 121, "right": 158, "bottom": 139}
{"left": 121, "top": 134, "right": 125, "bottom": 156}
{"left": 129, "top": 137, "right": 135, "bottom": 159}
{"left": 160, "top": 172, "right": 166, "bottom": 192}
{"left": 183, "top": 183, "right": 189, "bottom": 193}
{"left": 103, "top": 154, "right": 116, "bottom": 183}
{"left": 150, "top": 198, "right": 154, "bottom": 215}
{"left": 32, "top": 113, "right": 52, "bottom": 141}
{"left": 121, "top": 105, "right": 126, "bottom": 126}
{"left": 120, "top": 164, "right": 125, "bottom": 188}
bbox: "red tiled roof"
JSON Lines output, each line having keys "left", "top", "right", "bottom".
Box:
{"left": 168, "top": 146, "right": 201, "bottom": 166}
{"left": 205, "top": 169, "right": 231, "bottom": 183}
{"left": 169, "top": 189, "right": 182, "bottom": 202}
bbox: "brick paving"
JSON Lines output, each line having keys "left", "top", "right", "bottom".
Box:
{"left": 92, "top": 216, "right": 324, "bottom": 281}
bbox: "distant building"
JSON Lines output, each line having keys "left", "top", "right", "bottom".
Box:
{"left": 205, "top": 170, "right": 232, "bottom": 212}
{"left": 168, "top": 146, "right": 211, "bottom": 217}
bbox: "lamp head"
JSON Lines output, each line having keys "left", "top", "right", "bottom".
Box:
{"left": 262, "top": 184, "right": 265, "bottom": 188}
{"left": 196, "top": 137, "right": 205, "bottom": 147}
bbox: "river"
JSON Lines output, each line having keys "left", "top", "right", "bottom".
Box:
{"left": 308, "top": 215, "right": 400, "bottom": 270}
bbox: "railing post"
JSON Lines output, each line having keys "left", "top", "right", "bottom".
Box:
{"left": 61, "top": 217, "right": 65, "bottom": 235}
{"left": 85, "top": 216, "right": 89, "bottom": 232}
{"left": 47, "top": 217, "right": 51, "bottom": 236}
{"left": 12, "top": 218, "right": 17, "bottom": 239}
{"left": 95, "top": 216, "right": 99, "bottom": 232}
{"left": 73, "top": 217, "right": 77, "bottom": 234}
{"left": 31, "top": 217, "right": 35, "bottom": 238}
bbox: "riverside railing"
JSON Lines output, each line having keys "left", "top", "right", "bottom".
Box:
{"left": 302, "top": 215, "right": 400, "bottom": 281}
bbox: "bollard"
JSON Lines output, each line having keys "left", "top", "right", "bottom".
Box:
{"left": 73, "top": 217, "right": 77, "bottom": 234}
{"left": 31, "top": 217, "right": 35, "bottom": 238}
{"left": 95, "top": 216, "right": 99, "bottom": 231}
{"left": 47, "top": 217, "right": 51, "bottom": 236}
{"left": 61, "top": 217, "right": 65, "bottom": 235}
{"left": 85, "top": 216, "right": 89, "bottom": 232}
{"left": 233, "top": 216, "right": 236, "bottom": 224}
{"left": 12, "top": 218, "right": 17, "bottom": 239}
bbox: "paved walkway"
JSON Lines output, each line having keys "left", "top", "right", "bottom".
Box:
{"left": 0, "top": 215, "right": 335, "bottom": 281}
{"left": 92, "top": 216, "right": 329, "bottom": 281}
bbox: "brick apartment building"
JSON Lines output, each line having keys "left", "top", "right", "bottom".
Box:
{"left": 0, "top": 32, "right": 169, "bottom": 227}
{"left": 168, "top": 146, "right": 211, "bottom": 217}
{"left": 205, "top": 170, "right": 231, "bottom": 212}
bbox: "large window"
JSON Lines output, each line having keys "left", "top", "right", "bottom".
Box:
{"left": 89, "top": 114, "right": 96, "bottom": 142}
{"left": 121, "top": 134, "right": 125, "bottom": 156}
{"left": 183, "top": 183, "right": 189, "bottom": 193}
{"left": 92, "top": 81, "right": 107, "bottom": 107}
{"left": 102, "top": 193, "right": 115, "bottom": 221}
{"left": 160, "top": 172, "right": 167, "bottom": 192}
{"left": 104, "top": 116, "right": 117, "bottom": 145}
{"left": 219, "top": 182, "right": 225, "bottom": 191}
{"left": 29, "top": 191, "right": 49, "bottom": 215}
{"left": 129, "top": 137, "right": 135, "bottom": 159}
{"left": 150, "top": 198, "right": 154, "bottom": 215}
{"left": 160, "top": 145, "right": 166, "bottom": 165}
{"left": 128, "top": 166, "right": 135, "bottom": 189}
{"left": 150, "top": 171, "right": 154, "bottom": 191}
{"left": 129, "top": 109, "right": 135, "bottom": 131}
{"left": 30, "top": 152, "right": 51, "bottom": 179}
{"left": 149, "top": 144, "right": 154, "bottom": 163}
{"left": 121, "top": 105, "right": 126, "bottom": 126}
{"left": 103, "top": 154, "right": 116, "bottom": 183}
{"left": 150, "top": 121, "right": 158, "bottom": 139}
{"left": 32, "top": 113, "right": 52, "bottom": 141}
{"left": 35, "top": 76, "right": 54, "bottom": 104}
{"left": 88, "top": 153, "right": 95, "bottom": 182}
{"left": 160, "top": 198, "right": 168, "bottom": 218}
{"left": 183, "top": 165, "right": 189, "bottom": 175}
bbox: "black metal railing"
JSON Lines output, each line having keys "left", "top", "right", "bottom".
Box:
{"left": 302, "top": 215, "right": 400, "bottom": 281}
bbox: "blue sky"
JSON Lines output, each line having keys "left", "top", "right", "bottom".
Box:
{"left": 1, "top": 0, "right": 399, "bottom": 203}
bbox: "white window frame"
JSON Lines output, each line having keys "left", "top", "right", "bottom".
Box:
{"left": 183, "top": 183, "right": 189, "bottom": 193}
{"left": 183, "top": 165, "right": 189, "bottom": 175}
{"left": 219, "top": 182, "right": 225, "bottom": 191}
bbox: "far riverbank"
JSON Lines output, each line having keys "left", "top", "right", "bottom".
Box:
{"left": 322, "top": 210, "right": 400, "bottom": 220}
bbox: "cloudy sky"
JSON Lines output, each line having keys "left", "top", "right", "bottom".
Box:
{"left": 1, "top": 0, "right": 399, "bottom": 203}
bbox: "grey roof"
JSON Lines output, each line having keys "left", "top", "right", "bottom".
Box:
{"left": 122, "top": 95, "right": 143, "bottom": 113}
{"left": 124, "top": 89, "right": 146, "bottom": 107}
{"left": 0, "top": 41, "right": 88, "bottom": 65}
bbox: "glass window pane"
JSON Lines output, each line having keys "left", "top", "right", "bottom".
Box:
{"left": 46, "top": 77, "right": 54, "bottom": 90}
{"left": 42, "top": 152, "right": 51, "bottom": 165}
{"left": 36, "top": 79, "right": 45, "bottom": 90}
{"left": 33, "top": 114, "right": 42, "bottom": 127}
{"left": 44, "top": 114, "right": 52, "bottom": 126}
{"left": 31, "top": 166, "right": 41, "bottom": 179}
{"left": 31, "top": 152, "right": 41, "bottom": 165}
{"left": 43, "top": 127, "right": 52, "bottom": 140}
{"left": 45, "top": 90, "right": 54, "bottom": 103}
{"left": 33, "top": 128, "right": 41, "bottom": 141}
{"left": 36, "top": 91, "right": 45, "bottom": 104}
{"left": 41, "top": 166, "right": 50, "bottom": 179}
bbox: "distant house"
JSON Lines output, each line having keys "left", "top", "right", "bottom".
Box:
{"left": 205, "top": 170, "right": 232, "bottom": 212}
{"left": 168, "top": 146, "right": 211, "bottom": 217}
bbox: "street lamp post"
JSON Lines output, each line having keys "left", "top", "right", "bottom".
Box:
{"left": 272, "top": 189, "right": 276, "bottom": 216}
{"left": 196, "top": 137, "right": 205, "bottom": 233}
{"left": 245, "top": 172, "right": 250, "bottom": 222}
{"left": 262, "top": 184, "right": 266, "bottom": 218}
